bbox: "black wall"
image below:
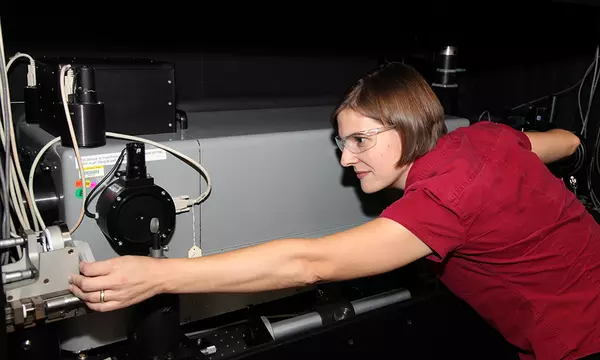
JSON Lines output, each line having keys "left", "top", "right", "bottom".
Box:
{"left": 3, "top": 1, "right": 600, "bottom": 121}
{"left": 4, "top": 2, "right": 600, "bottom": 126}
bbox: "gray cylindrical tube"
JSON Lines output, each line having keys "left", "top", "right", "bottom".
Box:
{"left": 351, "top": 288, "right": 411, "bottom": 315}
{"left": 268, "top": 288, "right": 411, "bottom": 341}
{"left": 45, "top": 294, "right": 82, "bottom": 311}
{"left": 2, "top": 269, "right": 34, "bottom": 284}
{"left": 271, "top": 312, "right": 323, "bottom": 340}
{"left": 0, "top": 238, "right": 25, "bottom": 249}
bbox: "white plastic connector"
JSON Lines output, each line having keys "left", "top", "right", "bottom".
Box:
{"left": 26, "top": 62, "right": 36, "bottom": 87}
{"left": 64, "top": 67, "right": 75, "bottom": 96}
{"left": 173, "top": 195, "right": 194, "bottom": 214}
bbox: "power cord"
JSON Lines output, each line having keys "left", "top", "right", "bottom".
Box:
{"left": 28, "top": 132, "right": 213, "bottom": 233}
{"left": 83, "top": 148, "right": 126, "bottom": 219}
{"left": 510, "top": 45, "right": 600, "bottom": 139}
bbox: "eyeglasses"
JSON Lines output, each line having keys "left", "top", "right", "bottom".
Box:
{"left": 334, "top": 126, "right": 395, "bottom": 154}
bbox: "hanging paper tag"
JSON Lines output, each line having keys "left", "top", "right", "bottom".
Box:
{"left": 188, "top": 245, "right": 202, "bottom": 258}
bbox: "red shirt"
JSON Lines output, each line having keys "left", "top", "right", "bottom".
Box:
{"left": 380, "top": 121, "right": 600, "bottom": 359}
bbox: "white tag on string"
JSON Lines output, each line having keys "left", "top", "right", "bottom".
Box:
{"left": 188, "top": 245, "right": 202, "bottom": 258}
{"left": 188, "top": 205, "right": 202, "bottom": 258}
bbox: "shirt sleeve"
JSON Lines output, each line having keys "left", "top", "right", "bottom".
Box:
{"left": 379, "top": 188, "right": 466, "bottom": 263}
{"left": 502, "top": 124, "right": 532, "bottom": 151}
{"left": 474, "top": 121, "right": 532, "bottom": 151}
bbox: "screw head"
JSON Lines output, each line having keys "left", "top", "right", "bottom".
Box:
{"left": 22, "top": 339, "right": 31, "bottom": 351}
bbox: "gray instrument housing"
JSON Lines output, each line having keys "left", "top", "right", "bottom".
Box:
{"left": 16, "top": 105, "right": 470, "bottom": 352}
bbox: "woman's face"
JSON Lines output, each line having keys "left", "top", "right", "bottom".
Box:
{"left": 336, "top": 108, "right": 412, "bottom": 193}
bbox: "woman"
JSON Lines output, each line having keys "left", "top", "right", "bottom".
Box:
{"left": 68, "top": 63, "right": 600, "bottom": 359}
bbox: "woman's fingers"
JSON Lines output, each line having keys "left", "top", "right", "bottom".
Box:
{"left": 68, "top": 273, "right": 116, "bottom": 293}
{"left": 80, "top": 259, "right": 115, "bottom": 277}
{"left": 67, "top": 256, "right": 161, "bottom": 312}
{"left": 85, "top": 300, "right": 124, "bottom": 312}
{"left": 69, "top": 284, "right": 122, "bottom": 303}
{"left": 69, "top": 284, "right": 100, "bottom": 303}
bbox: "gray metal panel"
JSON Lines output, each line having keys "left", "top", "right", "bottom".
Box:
{"left": 183, "top": 105, "right": 335, "bottom": 138}
{"left": 17, "top": 122, "right": 202, "bottom": 262}
{"left": 177, "top": 97, "right": 339, "bottom": 113}
{"left": 198, "top": 127, "right": 373, "bottom": 255}
{"left": 59, "top": 140, "right": 201, "bottom": 262}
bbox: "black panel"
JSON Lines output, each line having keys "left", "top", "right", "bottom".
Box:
{"left": 226, "top": 290, "right": 519, "bottom": 360}
{"left": 31, "top": 57, "right": 177, "bottom": 136}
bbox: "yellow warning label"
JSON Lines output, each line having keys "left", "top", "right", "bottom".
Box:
{"left": 83, "top": 165, "right": 104, "bottom": 178}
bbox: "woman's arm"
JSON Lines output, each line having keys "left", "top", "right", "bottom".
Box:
{"left": 163, "top": 217, "right": 433, "bottom": 294}
{"left": 68, "top": 218, "right": 432, "bottom": 311}
{"left": 524, "top": 129, "right": 581, "bottom": 164}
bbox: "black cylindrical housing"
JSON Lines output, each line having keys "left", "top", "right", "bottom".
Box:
{"left": 440, "top": 51, "right": 457, "bottom": 70}
{"left": 75, "top": 66, "right": 98, "bottom": 104}
{"left": 61, "top": 65, "right": 106, "bottom": 148}
{"left": 95, "top": 177, "right": 176, "bottom": 256}
{"left": 434, "top": 46, "right": 458, "bottom": 87}
{"left": 61, "top": 103, "right": 106, "bottom": 148}
{"left": 126, "top": 142, "right": 147, "bottom": 180}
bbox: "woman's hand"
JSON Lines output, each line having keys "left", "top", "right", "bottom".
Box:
{"left": 68, "top": 255, "right": 166, "bottom": 312}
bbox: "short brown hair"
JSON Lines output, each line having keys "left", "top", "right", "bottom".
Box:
{"left": 331, "top": 62, "right": 447, "bottom": 167}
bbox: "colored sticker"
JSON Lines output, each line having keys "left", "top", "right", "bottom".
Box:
{"left": 75, "top": 188, "right": 83, "bottom": 199}
{"left": 75, "top": 179, "right": 82, "bottom": 188}
{"left": 85, "top": 180, "right": 91, "bottom": 187}
{"left": 83, "top": 165, "right": 105, "bottom": 178}
{"left": 90, "top": 182, "right": 97, "bottom": 189}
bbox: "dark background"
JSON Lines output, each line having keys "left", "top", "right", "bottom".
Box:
{"left": 3, "top": 0, "right": 600, "bottom": 127}
{"left": 2, "top": 3, "right": 600, "bottom": 358}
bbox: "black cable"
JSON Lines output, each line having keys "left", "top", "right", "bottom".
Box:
{"left": 510, "top": 56, "right": 596, "bottom": 111}
{"left": 567, "top": 142, "right": 587, "bottom": 177}
{"left": 84, "top": 148, "right": 126, "bottom": 218}
{"left": 585, "top": 114, "right": 600, "bottom": 210}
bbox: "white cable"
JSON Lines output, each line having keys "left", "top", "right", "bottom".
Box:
{"left": 28, "top": 137, "right": 60, "bottom": 230}
{"left": 28, "top": 132, "right": 213, "bottom": 232}
{"left": 0, "top": 115, "right": 29, "bottom": 231}
{"left": 7, "top": 91, "right": 37, "bottom": 231}
{"left": 0, "top": 50, "right": 42, "bottom": 233}
{"left": 7, "top": 164, "right": 27, "bottom": 228}
{"left": 0, "top": 24, "right": 39, "bottom": 264}
{"left": 0, "top": 17, "right": 12, "bottom": 238}
{"left": 27, "top": 65, "right": 87, "bottom": 234}
{"left": 581, "top": 46, "right": 600, "bottom": 138}
{"left": 0, "top": 130, "right": 31, "bottom": 231}
{"left": 59, "top": 65, "right": 86, "bottom": 234}
{"left": 5, "top": 51, "right": 39, "bottom": 230}
{"left": 7, "top": 52, "right": 36, "bottom": 87}
{"left": 105, "top": 132, "right": 212, "bottom": 205}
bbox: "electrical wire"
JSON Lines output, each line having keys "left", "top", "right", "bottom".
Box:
{"left": 6, "top": 52, "right": 36, "bottom": 87}
{"left": 105, "top": 132, "right": 212, "bottom": 205}
{"left": 0, "top": 17, "right": 11, "bottom": 238}
{"left": 28, "top": 132, "right": 213, "bottom": 233}
{"left": 83, "top": 148, "right": 126, "bottom": 219}
{"left": 0, "top": 27, "right": 42, "bottom": 240}
{"left": 0, "top": 54, "right": 211, "bottom": 237}
{"left": 579, "top": 45, "right": 599, "bottom": 138}
{"left": 27, "top": 137, "right": 60, "bottom": 230}
{"left": 477, "top": 110, "right": 491, "bottom": 122}
{"left": 510, "top": 47, "right": 600, "bottom": 136}
{"left": 510, "top": 74, "right": 588, "bottom": 111}
{"left": 3, "top": 52, "right": 42, "bottom": 232}
{"left": 59, "top": 65, "right": 86, "bottom": 234}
